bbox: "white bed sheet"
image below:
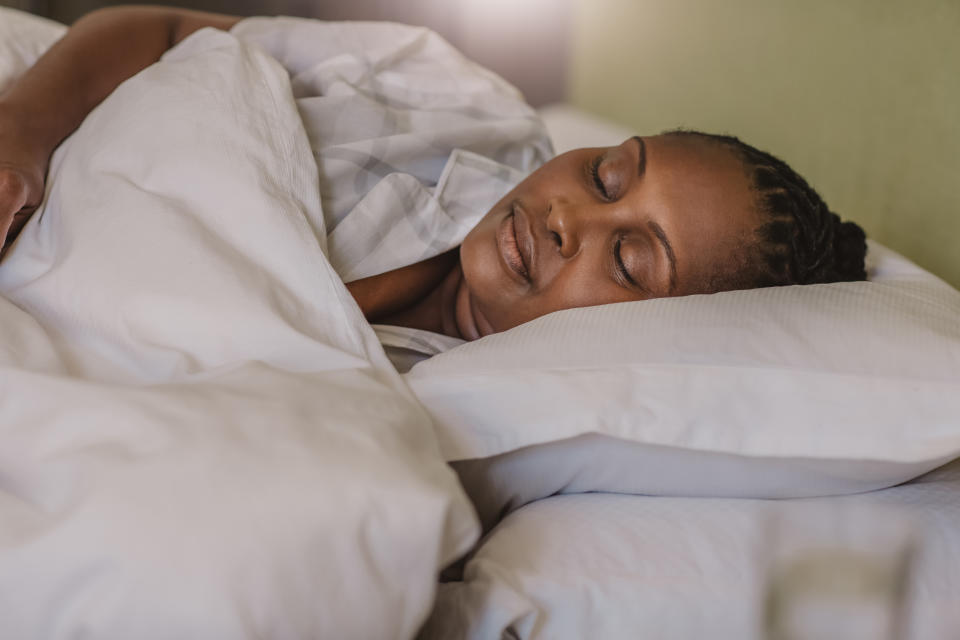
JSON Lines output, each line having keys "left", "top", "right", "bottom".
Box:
{"left": 423, "top": 458, "right": 960, "bottom": 640}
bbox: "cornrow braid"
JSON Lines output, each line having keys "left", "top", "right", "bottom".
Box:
{"left": 664, "top": 130, "right": 867, "bottom": 289}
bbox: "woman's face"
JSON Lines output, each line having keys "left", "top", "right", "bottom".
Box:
{"left": 454, "top": 134, "right": 763, "bottom": 340}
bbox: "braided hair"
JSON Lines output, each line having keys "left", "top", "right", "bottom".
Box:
{"left": 664, "top": 130, "right": 867, "bottom": 291}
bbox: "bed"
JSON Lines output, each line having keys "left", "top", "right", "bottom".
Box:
{"left": 2, "top": 8, "right": 959, "bottom": 639}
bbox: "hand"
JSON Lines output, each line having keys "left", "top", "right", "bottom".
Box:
{"left": 0, "top": 96, "right": 52, "bottom": 261}
{"left": 0, "top": 101, "right": 48, "bottom": 261}
{"left": 0, "top": 161, "right": 44, "bottom": 261}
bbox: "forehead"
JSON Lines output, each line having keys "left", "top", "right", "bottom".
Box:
{"left": 643, "top": 134, "right": 754, "bottom": 207}
{"left": 639, "top": 134, "right": 761, "bottom": 290}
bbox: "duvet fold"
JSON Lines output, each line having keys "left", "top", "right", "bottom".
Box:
{"left": 0, "top": 24, "right": 478, "bottom": 640}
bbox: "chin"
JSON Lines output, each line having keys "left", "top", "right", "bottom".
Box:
{"left": 459, "top": 192, "right": 533, "bottom": 337}
{"left": 452, "top": 277, "right": 490, "bottom": 341}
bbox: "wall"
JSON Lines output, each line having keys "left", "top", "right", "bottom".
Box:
{"left": 569, "top": 0, "right": 960, "bottom": 287}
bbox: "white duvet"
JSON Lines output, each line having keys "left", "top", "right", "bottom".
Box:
{"left": 0, "top": 15, "right": 478, "bottom": 640}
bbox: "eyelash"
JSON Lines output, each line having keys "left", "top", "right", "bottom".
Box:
{"left": 590, "top": 156, "right": 609, "bottom": 200}
{"left": 615, "top": 238, "right": 639, "bottom": 288}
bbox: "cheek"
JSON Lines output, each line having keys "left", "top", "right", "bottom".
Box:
{"left": 460, "top": 223, "right": 502, "bottom": 299}
{"left": 460, "top": 222, "right": 524, "bottom": 331}
{"left": 468, "top": 261, "right": 638, "bottom": 334}
{"left": 543, "top": 269, "right": 636, "bottom": 312}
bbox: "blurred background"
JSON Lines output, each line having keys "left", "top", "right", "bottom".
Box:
{"left": 4, "top": 0, "right": 959, "bottom": 287}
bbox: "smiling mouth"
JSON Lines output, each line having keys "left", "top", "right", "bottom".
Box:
{"left": 497, "top": 207, "right": 530, "bottom": 282}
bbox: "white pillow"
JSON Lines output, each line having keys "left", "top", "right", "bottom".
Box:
{"left": 537, "top": 103, "right": 635, "bottom": 154}
{"left": 422, "top": 459, "right": 960, "bottom": 640}
{"left": 406, "top": 241, "right": 960, "bottom": 529}
{"left": 0, "top": 28, "right": 477, "bottom": 639}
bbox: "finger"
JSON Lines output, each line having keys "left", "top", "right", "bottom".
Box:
{"left": 6, "top": 209, "right": 33, "bottom": 246}
{"left": 0, "top": 172, "right": 30, "bottom": 247}
{"left": 0, "top": 165, "right": 30, "bottom": 196}
{"left": 0, "top": 206, "right": 16, "bottom": 248}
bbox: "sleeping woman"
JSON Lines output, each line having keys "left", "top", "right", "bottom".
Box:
{"left": 0, "top": 6, "right": 867, "bottom": 364}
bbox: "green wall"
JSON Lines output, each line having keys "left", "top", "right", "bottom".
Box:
{"left": 569, "top": 0, "right": 960, "bottom": 287}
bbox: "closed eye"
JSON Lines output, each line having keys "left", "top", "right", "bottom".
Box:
{"left": 590, "top": 155, "right": 609, "bottom": 200}
{"left": 615, "top": 237, "right": 641, "bottom": 289}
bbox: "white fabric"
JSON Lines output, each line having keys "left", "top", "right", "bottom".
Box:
{"left": 0, "top": 27, "right": 478, "bottom": 639}
{"left": 0, "top": 12, "right": 551, "bottom": 373}
{"left": 231, "top": 17, "right": 552, "bottom": 276}
{"left": 372, "top": 323, "right": 465, "bottom": 373}
{"left": 230, "top": 17, "right": 552, "bottom": 370}
{"left": 407, "top": 241, "right": 960, "bottom": 513}
{"left": 422, "top": 458, "right": 960, "bottom": 640}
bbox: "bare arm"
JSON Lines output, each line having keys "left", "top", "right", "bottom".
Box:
{"left": 0, "top": 5, "right": 241, "bottom": 256}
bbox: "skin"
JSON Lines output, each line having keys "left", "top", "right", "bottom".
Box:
{"left": 0, "top": 7, "right": 765, "bottom": 344}
{"left": 377, "top": 134, "right": 765, "bottom": 340}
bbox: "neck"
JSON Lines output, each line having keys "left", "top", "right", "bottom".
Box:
{"left": 378, "top": 260, "right": 464, "bottom": 338}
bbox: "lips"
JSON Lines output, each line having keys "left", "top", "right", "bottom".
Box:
{"left": 497, "top": 204, "right": 531, "bottom": 284}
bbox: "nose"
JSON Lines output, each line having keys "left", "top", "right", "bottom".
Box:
{"left": 545, "top": 197, "right": 582, "bottom": 259}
